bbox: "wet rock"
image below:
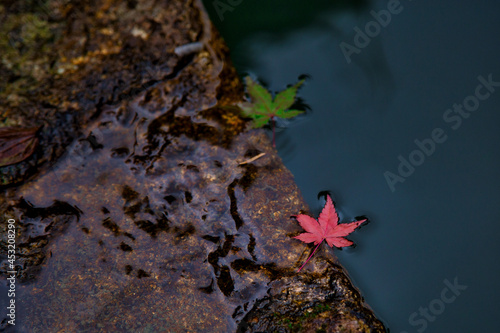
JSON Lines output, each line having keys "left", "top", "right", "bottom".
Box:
{"left": 238, "top": 259, "right": 385, "bottom": 333}
{"left": 0, "top": 0, "right": 386, "bottom": 332}
{"left": 0, "top": 0, "right": 231, "bottom": 186}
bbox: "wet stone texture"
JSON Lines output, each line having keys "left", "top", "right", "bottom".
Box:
{"left": 0, "top": 0, "right": 386, "bottom": 332}
{"left": 238, "top": 259, "right": 385, "bottom": 333}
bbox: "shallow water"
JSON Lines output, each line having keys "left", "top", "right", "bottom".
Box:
{"left": 205, "top": 0, "right": 500, "bottom": 331}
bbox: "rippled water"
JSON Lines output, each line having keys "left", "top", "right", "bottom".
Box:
{"left": 205, "top": 0, "right": 500, "bottom": 331}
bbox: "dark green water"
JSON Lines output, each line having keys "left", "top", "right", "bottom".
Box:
{"left": 204, "top": 0, "right": 500, "bottom": 331}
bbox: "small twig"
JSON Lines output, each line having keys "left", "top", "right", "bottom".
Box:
{"left": 174, "top": 42, "right": 204, "bottom": 56}
{"left": 238, "top": 152, "right": 266, "bottom": 165}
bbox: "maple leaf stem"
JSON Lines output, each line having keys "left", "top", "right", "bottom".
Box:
{"left": 271, "top": 116, "right": 276, "bottom": 147}
{"left": 297, "top": 240, "right": 322, "bottom": 272}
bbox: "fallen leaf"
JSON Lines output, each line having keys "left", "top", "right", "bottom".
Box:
{"left": 0, "top": 127, "right": 39, "bottom": 167}
{"left": 293, "top": 195, "right": 366, "bottom": 272}
{"left": 238, "top": 76, "right": 304, "bottom": 146}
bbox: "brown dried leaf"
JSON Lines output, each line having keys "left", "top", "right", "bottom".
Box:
{"left": 0, "top": 127, "right": 39, "bottom": 167}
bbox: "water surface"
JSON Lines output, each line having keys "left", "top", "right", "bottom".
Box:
{"left": 205, "top": 0, "right": 500, "bottom": 331}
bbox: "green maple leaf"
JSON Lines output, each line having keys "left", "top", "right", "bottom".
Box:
{"left": 238, "top": 76, "right": 305, "bottom": 129}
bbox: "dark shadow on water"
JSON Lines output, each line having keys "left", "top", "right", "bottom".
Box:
{"left": 203, "top": 0, "right": 370, "bottom": 72}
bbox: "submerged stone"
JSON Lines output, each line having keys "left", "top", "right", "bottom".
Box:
{"left": 0, "top": 0, "right": 386, "bottom": 331}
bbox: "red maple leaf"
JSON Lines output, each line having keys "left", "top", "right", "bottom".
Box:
{"left": 293, "top": 195, "right": 366, "bottom": 272}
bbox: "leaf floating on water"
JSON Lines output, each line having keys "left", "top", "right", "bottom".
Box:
{"left": 238, "top": 76, "right": 305, "bottom": 128}
{"left": 238, "top": 76, "right": 305, "bottom": 147}
{"left": 293, "top": 195, "right": 366, "bottom": 272}
{"left": 0, "top": 127, "right": 39, "bottom": 167}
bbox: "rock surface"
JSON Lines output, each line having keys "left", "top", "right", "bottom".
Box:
{"left": 0, "top": 0, "right": 386, "bottom": 331}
